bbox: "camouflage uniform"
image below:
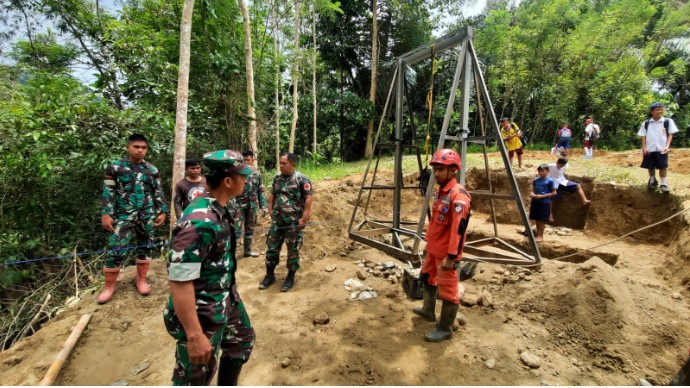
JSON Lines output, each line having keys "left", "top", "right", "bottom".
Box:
{"left": 229, "top": 169, "right": 267, "bottom": 240}
{"left": 102, "top": 158, "right": 168, "bottom": 268}
{"left": 164, "top": 151, "right": 255, "bottom": 386}
{"left": 265, "top": 171, "right": 312, "bottom": 271}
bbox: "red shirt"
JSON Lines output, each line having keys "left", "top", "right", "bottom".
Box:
{"left": 425, "top": 178, "right": 472, "bottom": 259}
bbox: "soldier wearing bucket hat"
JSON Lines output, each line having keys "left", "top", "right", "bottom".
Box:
{"left": 638, "top": 103, "right": 679, "bottom": 193}
{"left": 164, "top": 149, "right": 256, "bottom": 386}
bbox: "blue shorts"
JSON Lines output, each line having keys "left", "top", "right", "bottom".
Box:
{"left": 557, "top": 138, "right": 571, "bottom": 149}
{"left": 529, "top": 200, "right": 551, "bottom": 222}
{"left": 555, "top": 182, "right": 579, "bottom": 198}
{"left": 641, "top": 152, "right": 669, "bottom": 170}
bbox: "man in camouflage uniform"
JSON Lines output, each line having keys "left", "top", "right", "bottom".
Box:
{"left": 228, "top": 150, "right": 267, "bottom": 258}
{"left": 99, "top": 133, "right": 168, "bottom": 304}
{"left": 164, "top": 150, "right": 255, "bottom": 386}
{"left": 259, "top": 152, "right": 313, "bottom": 292}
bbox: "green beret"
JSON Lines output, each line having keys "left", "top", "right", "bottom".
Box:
{"left": 202, "top": 150, "right": 253, "bottom": 176}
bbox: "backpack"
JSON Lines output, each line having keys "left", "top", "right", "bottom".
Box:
{"left": 512, "top": 123, "right": 529, "bottom": 147}
{"left": 590, "top": 124, "right": 601, "bottom": 141}
{"left": 643, "top": 118, "right": 670, "bottom": 136}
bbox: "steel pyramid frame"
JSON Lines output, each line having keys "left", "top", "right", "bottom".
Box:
{"left": 347, "top": 26, "right": 542, "bottom": 267}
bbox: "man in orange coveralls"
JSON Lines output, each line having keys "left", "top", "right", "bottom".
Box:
{"left": 413, "top": 148, "right": 471, "bottom": 342}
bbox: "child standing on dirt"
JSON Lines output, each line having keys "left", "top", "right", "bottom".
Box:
{"left": 556, "top": 123, "right": 572, "bottom": 158}
{"left": 529, "top": 164, "right": 557, "bottom": 242}
{"left": 638, "top": 102, "right": 679, "bottom": 193}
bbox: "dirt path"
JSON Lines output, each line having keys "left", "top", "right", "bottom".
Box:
{"left": 1, "top": 150, "right": 689, "bottom": 386}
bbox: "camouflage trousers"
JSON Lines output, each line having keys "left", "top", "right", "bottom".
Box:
{"left": 105, "top": 213, "right": 155, "bottom": 268}
{"left": 166, "top": 287, "right": 255, "bottom": 386}
{"left": 233, "top": 204, "right": 258, "bottom": 240}
{"left": 265, "top": 220, "right": 303, "bottom": 271}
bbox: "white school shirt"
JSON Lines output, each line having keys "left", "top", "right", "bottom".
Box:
{"left": 637, "top": 116, "right": 679, "bottom": 152}
{"left": 547, "top": 163, "right": 568, "bottom": 186}
{"left": 584, "top": 124, "right": 595, "bottom": 140}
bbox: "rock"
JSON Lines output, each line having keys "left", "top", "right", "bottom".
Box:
{"left": 358, "top": 263, "right": 365, "bottom": 268}
{"left": 313, "top": 312, "right": 330, "bottom": 325}
{"left": 638, "top": 378, "right": 652, "bottom": 386}
{"left": 281, "top": 358, "right": 292, "bottom": 368}
{"left": 365, "top": 261, "right": 376, "bottom": 268}
{"left": 2, "top": 355, "right": 23, "bottom": 366}
{"left": 479, "top": 291, "right": 494, "bottom": 307}
{"left": 456, "top": 313, "right": 468, "bottom": 326}
{"left": 112, "top": 380, "right": 129, "bottom": 386}
{"left": 672, "top": 292, "right": 683, "bottom": 300}
{"left": 520, "top": 351, "right": 541, "bottom": 369}
{"left": 389, "top": 277, "right": 398, "bottom": 284}
{"left": 130, "top": 361, "right": 150, "bottom": 376}
{"left": 494, "top": 268, "right": 505, "bottom": 275}
{"left": 485, "top": 359, "right": 496, "bottom": 369}
{"left": 325, "top": 265, "right": 337, "bottom": 272}
{"left": 356, "top": 270, "right": 368, "bottom": 280}
{"left": 345, "top": 179, "right": 354, "bottom": 187}
{"left": 460, "top": 293, "right": 479, "bottom": 306}
{"left": 524, "top": 276, "right": 533, "bottom": 281}
{"left": 350, "top": 290, "right": 378, "bottom": 301}
{"left": 372, "top": 270, "right": 382, "bottom": 277}
{"left": 343, "top": 278, "right": 367, "bottom": 292}
{"left": 518, "top": 273, "right": 526, "bottom": 280}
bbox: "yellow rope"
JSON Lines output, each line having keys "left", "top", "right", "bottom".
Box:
{"left": 425, "top": 45, "right": 437, "bottom": 164}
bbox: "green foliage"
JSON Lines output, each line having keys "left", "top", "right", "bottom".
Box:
{"left": 473, "top": 0, "right": 690, "bottom": 148}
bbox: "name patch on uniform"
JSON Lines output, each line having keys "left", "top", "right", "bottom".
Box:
{"left": 440, "top": 196, "right": 450, "bottom": 205}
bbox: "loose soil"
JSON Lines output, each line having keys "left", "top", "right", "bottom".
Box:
{"left": 1, "top": 149, "right": 690, "bottom": 386}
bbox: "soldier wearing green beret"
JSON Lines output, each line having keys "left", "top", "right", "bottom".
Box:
{"left": 98, "top": 133, "right": 168, "bottom": 304}
{"left": 163, "top": 150, "right": 255, "bottom": 386}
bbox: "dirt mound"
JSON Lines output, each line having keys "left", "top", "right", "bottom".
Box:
{"left": 1, "top": 150, "right": 690, "bottom": 386}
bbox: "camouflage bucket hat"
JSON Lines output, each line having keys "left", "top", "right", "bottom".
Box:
{"left": 202, "top": 150, "right": 254, "bottom": 176}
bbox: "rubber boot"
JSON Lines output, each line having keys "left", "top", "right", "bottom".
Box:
{"left": 243, "top": 237, "right": 260, "bottom": 258}
{"left": 217, "top": 356, "right": 244, "bottom": 386}
{"left": 97, "top": 267, "right": 121, "bottom": 304}
{"left": 412, "top": 283, "right": 437, "bottom": 322}
{"left": 135, "top": 259, "right": 152, "bottom": 296}
{"left": 281, "top": 270, "right": 296, "bottom": 292}
{"left": 424, "top": 300, "right": 459, "bottom": 343}
{"left": 258, "top": 265, "right": 276, "bottom": 289}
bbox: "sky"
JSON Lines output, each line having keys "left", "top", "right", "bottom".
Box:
{"left": 2, "top": 0, "right": 488, "bottom": 83}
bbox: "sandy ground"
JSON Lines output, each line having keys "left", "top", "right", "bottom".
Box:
{"left": 1, "top": 149, "right": 690, "bottom": 386}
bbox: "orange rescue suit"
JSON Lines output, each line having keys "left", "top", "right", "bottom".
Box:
{"left": 421, "top": 178, "right": 472, "bottom": 304}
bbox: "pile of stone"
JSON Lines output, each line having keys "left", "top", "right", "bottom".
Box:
{"left": 352, "top": 259, "right": 404, "bottom": 284}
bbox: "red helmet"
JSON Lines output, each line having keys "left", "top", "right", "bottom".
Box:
{"left": 430, "top": 149, "right": 461, "bottom": 169}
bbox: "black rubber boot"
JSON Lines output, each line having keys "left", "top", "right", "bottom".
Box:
{"left": 258, "top": 265, "right": 276, "bottom": 290}
{"left": 424, "top": 300, "right": 459, "bottom": 343}
{"left": 217, "top": 356, "right": 243, "bottom": 386}
{"left": 412, "top": 283, "right": 437, "bottom": 322}
{"left": 281, "top": 270, "right": 296, "bottom": 292}
{"left": 243, "top": 237, "right": 260, "bottom": 258}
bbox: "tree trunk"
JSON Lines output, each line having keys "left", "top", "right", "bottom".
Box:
{"left": 272, "top": 0, "right": 281, "bottom": 167}
{"left": 289, "top": 0, "right": 301, "bottom": 153}
{"left": 364, "top": 0, "right": 378, "bottom": 159}
{"left": 170, "top": 0, "right": 195, "bottom": 228}
{"left": 311, "top": 2, "right": 317, "bottom": 158}
{"left": 238, "top": 0, "right": 258, "bottom": 167}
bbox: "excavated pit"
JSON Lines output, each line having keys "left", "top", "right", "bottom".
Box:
{"left": 464, "top": 168, "right": 681, "bottom": 244}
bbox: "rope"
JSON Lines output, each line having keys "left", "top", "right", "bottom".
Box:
{"left": 424, "top": 44, "right": 437, "bottom": 164}
{"left": 4, "top": 206, "right": 687, "bottom": 269}
{"left": 468, "top": 207, "right": 690, "bottom": 269}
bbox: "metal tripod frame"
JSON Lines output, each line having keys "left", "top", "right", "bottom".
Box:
{"left": 348, "top": 26, "right": 541, "bottom": 267}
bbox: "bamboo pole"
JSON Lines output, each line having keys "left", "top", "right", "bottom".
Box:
{"left": 39, "top": 313, "right": 93, "bottom": 386}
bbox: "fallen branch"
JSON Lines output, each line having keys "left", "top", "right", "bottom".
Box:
{"left": 39, "top": 313, "right": 93, "bottom": 386}
{"left": 16, "top": 293, "right": 52, "bottom": 343}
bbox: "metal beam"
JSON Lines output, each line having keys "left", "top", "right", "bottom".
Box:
{"left": 399, "top": 26, "right": 472, "bottom": 67}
